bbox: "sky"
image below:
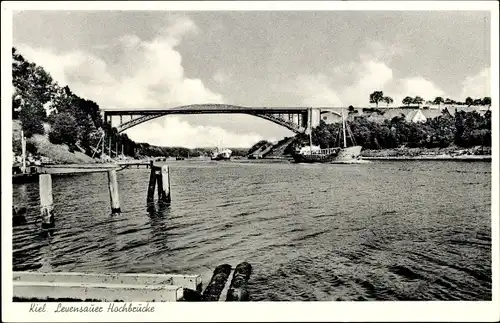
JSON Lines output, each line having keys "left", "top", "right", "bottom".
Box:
{"left": 12, "top": 10, "right": 491, "bottom": 148}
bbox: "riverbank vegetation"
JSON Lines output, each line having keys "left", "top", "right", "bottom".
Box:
{"left": 12, "top": 47, "right": 137, "bottom": 160}
{"left": 284, "top": 108, "right": 491, "bottom": 155}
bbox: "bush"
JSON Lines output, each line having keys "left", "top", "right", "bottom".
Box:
{"left": 49, "top": 112, "right": 79, "bottom": 147}
{"left": 19, "top": 107, "right": 45, "bottom": 137}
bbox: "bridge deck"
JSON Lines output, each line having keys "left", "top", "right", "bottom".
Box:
{"left": 102, "top": 104, "right": 328, "bottom": 115}
{"left": 102, "top": 105, "right": 462, "bottom": 116}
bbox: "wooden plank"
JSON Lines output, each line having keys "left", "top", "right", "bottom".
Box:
{"left": 13, "top": 281, "right": 182, "bottom": 302}
{"left": 41, "top": 163, "right": 120, "bottom": 169}
{"left": 39, "top": 164, "right": 121, "bottom": 175}
{"left": 13, "top": 272, "right": 202, "bottom": 291}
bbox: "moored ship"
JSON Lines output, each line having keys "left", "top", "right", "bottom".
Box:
{"left": 292, "top": 109, "right": 363, "bottom": 164}
{"left": 211, "top": 148, "right": 232, "bottom": 160}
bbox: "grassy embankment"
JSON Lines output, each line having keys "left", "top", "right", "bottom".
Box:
{"left": 13, "top": 120, "right": 95, "bottom": 164}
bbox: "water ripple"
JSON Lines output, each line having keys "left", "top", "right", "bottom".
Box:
{"left": 12, "top": 160, "right": 491, "bottom": 300}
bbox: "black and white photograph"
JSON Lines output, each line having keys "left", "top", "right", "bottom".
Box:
{"left": 2, "top": 1, "right": 499, "bottom": 322}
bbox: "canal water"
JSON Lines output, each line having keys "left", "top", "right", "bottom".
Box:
{"left": 12, "top": 160, "right": 492, "bottom": 301}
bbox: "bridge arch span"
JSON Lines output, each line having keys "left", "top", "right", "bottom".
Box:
{"left": 115, "top": 112, "right": 303, "bottom": 134}
{"left": 108, "top": 103, "right": 314, "bottom": 134}
{"left": 104, "top": 104, "right": 344, "bottom": 135}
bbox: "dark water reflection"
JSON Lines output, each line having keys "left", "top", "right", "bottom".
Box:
{"left": 12, "top": 160, "right": 492, "bottom": 300}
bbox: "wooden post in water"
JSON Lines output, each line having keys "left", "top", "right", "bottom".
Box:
{"left": 201, "top": 264, "right": 232, "bottom": 301}
{"left": 39, "top": 174, "right": 54, "bottom": 229}
{"left": 226, "top": 262, "right": 252, "bottom": 301}
{"left": 107, "top": 169, "right": 121, "bottom": 214}
{"left": 146, "top": 161, "right": 156, "bottom": 204}
{"left": 157, "top": 165, "right": 171, "bottom": 204}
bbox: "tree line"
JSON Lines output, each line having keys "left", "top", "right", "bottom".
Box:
{"left": 13, "top": 47, "right": 139, "bottom": 158}
{"left": 369, "top": 91, "right": 491, "bottom": 108}
{"left": 284, "top": 108, "right": 491, "bottom": 154}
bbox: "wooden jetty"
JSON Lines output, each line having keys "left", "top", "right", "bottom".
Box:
{"left": 13, "top": 159, "right": 169, "bottom": 227}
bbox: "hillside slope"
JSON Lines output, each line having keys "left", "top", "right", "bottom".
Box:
{"left": 13, "top": 120, "right": 96, "bottom": 164}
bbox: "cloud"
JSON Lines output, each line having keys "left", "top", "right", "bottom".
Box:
{"left": 460, "top": 67, "right": 491, "bottom": 100}
{"left": 293, "top": 42, "right": 447, "bottom": 107}
{"left": 293, "top": 74, "right": 342, "bottom": 106}
{"left": 213, "top": 71, "right": 232, "bottom": 84}
{"left": 124, "top": 116, "right": 265, "bottom": 148}
{"left": 15, "top": 17, "right": 264, "bottom": 147}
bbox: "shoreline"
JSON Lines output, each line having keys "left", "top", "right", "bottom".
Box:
{"left": 361, "top": 155, "right": 491, "bottom": 161}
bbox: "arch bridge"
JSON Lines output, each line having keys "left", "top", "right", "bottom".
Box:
{"left": 102, "top": 104, "right": 345, "bottom": 134}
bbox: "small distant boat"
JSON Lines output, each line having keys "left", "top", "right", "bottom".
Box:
{"left": 211, "top": 148, "right": 232, "bottom": 161}
{"left": 292, "top": 109, "right": 363, "bottom": 164}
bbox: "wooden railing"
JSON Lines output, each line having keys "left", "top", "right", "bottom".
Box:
{"left": 301, "top": 147, "right": 340, "bottom": 155}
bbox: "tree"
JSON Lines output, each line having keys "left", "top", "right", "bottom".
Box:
{"left": 445, "top": 98, "right": 453, "bottom": 105}
{"left": 48, "top": 112, "right": 79, "bottom": 147}
{"left": 433, "top": 97, "right": 444, "bottom": 106}
{"left": 413, "top": 96, "right": 424, "bottom": 107}
{"left": 402, "top": 96, "right": 413, "bottom": 107}
{"left": 79, "top": 115, "right": 101, "bottom": 155}
{"left": 465, "top": 97, "right": 473, "bottom": 106}
{"left": 18, "top": 94, "right": 45, "bottom": 137}
{"left": 483, "top": 97, "right": 491, "bottom": 106}
{"left": 12, "top": 47, "right": 55, "bottom": 122}
{"left": 383, "top": 96, "right": 394, "bottom": 107}
{"left": 473, "top": 98, "right": 483, "bottom": 106}
{"left": 369, "top": 91, "right": 384, "bottom": 107}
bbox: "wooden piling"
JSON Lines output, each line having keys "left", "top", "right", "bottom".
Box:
{"left": 226, "top": 262, "right": 252, "bottom": 301}
{"left": 201, "top": 264, "right": 232, "bottom": 301}
{"left": 157, "top": 165, "right": 171, "bottom": 204}
{"left": 147, "top": 161, "right": 156, "bottom": 204}
{"left": 107, "top": 169, "right": 121, "bottom": 214}
{"left": 39, "top": 174, "right": 54, "bottom": 229}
